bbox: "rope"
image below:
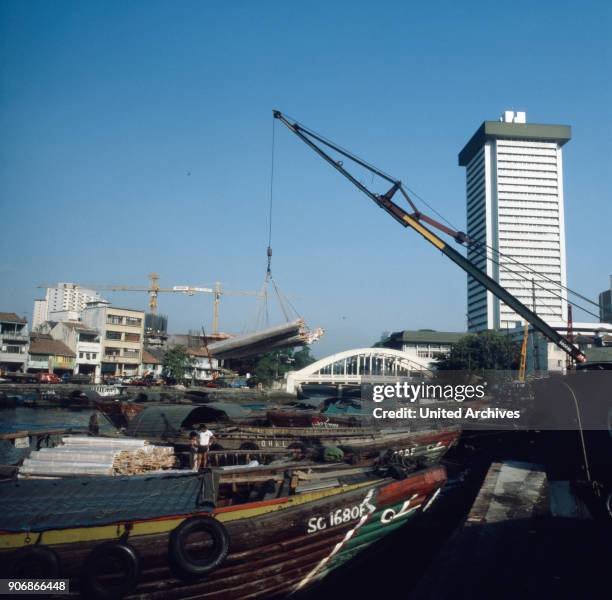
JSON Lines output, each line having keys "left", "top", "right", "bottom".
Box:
{"left": 560, "top": 380, "right": 592, "bottom": 483}
{"left": 270, "top": 276, "right": 290, "bottom": 321}
{"left": 268, "top": 117, "right": 275, "bottom": 253}
{"left": 403, "top": 183, "right": 599, "bottom": 310}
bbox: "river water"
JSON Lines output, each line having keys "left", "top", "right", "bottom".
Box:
{"left": 0, "top": 407, "right": 114, "bottom": 464}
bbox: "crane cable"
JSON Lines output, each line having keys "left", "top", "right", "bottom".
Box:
{"left": 256, "top": 116, "right": 301, "bottom": 328}
{"left": 466, "top": 242, "right": 601, "bottom": 320}
{"left": 401, "top": 181, "right": 599, "bottom": 312}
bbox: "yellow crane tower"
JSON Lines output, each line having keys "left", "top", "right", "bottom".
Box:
{"left": 518, "top": 323, "right": 529, "bottom": 383}
{"left": 37, "top": 274, "right": 261, "bottom": 334}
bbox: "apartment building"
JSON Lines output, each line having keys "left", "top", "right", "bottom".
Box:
{"left": 0, "top": 312, "right": 29, "bottom": 373}
{"left": 50, "top": 321, "right": 101, "bottom": 381}
{"left": 82, "top": 301, "right": 144, "bottom": 379}
{"left": 32, "top": 283, "right": 104, "bottom": 329}
{"left": 186, "top": 347, "right": 219, "bottom": 382}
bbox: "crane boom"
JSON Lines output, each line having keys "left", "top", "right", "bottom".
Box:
{"left": 273, "top": 110, "right": 586, "bottom": 364}
{"left": 37, "top": 276, "right": 262, "bottom": 335}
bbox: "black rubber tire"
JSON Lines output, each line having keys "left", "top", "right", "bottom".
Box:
{"left": 169, "top": 516, "right": 229, "bottom": 576}
{"left": 288, "top": 442, "right": 308, "bottom": 456}
{"left": 81, "top": 542, "right": 140, "bottom": 599}
{"left": 7, "top": 546, "right": 60, "bottom": 580}
{"left": 239, "top": 442, "right": 259, "bottom": 451}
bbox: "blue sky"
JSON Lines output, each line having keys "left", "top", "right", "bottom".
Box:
{"left": 1, "top": 0, "right": 610, "bottom": 357}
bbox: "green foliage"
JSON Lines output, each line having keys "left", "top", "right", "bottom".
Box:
{"left": 251, "top": 346, "right": 316, "bottom": 386}
{"left": 162, "top": 345, "right": 196, "bottom": 382}
{"left": 434, "top": 330, "right": 520, "bottom": 372}
{"left": 293, "top": 346, "right": 316, "bottom": 370}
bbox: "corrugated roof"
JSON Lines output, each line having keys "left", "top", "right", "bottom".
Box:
{"left": 127, "top": 403, "right": 250, "bottom": 438}
{"left": 383, "top": 330, "right": 466, "bottom": 345}
{"left": 29, "top": 339, "right": 76, "bottom": 357}
{"left": 61, "top": 322, "right": 97, "bottom": 333}
{"left": 0, "top": 472, "right": 215, "bottom": 532}
{"left": 0, "top": 312, "right": 26, "bottom": 324}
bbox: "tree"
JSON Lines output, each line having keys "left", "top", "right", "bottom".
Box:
{"left": 162, "top": 345, "right": 196, "bottom": 382}
{"left": 251, "top": 346, "right": 316, "bottom": 386}
{"left": 434, "top": 330, "right": 520, "bottom": 372}
{"left": 293, "top": 346, "right": 316, "bottom": 370}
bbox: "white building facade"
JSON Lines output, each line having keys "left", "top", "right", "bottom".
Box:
{"left": 459, "top": 111, "right": 570, "bottom": 332}
{"left": 32, "top": 300, "right": 47, "bottom": 331}
{"left": 186, "top": 347, "right": 219, "bottom": 382}
{"left": 50, "top": 322, "right": 102, "bottom": 381}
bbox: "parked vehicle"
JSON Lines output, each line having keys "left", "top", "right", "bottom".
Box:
{"left": 37, "top": 372, "right": 61, "bottom": 384}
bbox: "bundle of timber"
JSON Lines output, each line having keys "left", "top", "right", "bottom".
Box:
{"left": 208, "top": 318, "right": 324, "bottom": 359}
{"left": 18, "top": 436, "right": 177, "bottom": 477}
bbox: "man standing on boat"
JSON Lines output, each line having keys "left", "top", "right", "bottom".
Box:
{"left": 197, "top": 424, "right": 214, "bottom": 470}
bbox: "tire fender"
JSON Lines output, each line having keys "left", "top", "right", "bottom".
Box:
{"left": 81, "top": 541, "right": 140, "bottom": 599}
{"left": 7, "top": 545, "right": 60, "bottom": 579}
{"left": 169, "top": 516, "right": 229, "bottom": 576}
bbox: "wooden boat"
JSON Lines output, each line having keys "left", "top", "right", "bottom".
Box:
{"left": 95, "top": 399, "right": 147, "bottom": 429}
{"left": 112, "top": 403, "right": 460, "bottom": 470}
{"left": 0, "top": 463, "right": 447, "bottom": 599}
{"left": 266, "top": 409, "right": 360, "bottom": 428}
{"left": 205, "top": 425, "right": 460, "bottom": 472}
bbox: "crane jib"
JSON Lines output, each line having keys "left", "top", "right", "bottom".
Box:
{"left": 273, "top": 109, "right": 587, "bottom": 364}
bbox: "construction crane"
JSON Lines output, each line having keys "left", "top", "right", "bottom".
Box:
{"left": 273, "top": 110, "right": 587, "bottom": 365}
{"left": 518, "top": 323, "right": 529, "bottom": 383}
{"left": 566, "top": 304, "right": 575, "bottom": 372}
{"left": 37, "top": 274, "right": 261, "bottom": 335}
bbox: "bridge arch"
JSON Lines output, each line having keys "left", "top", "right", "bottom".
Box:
{"left": 285, "top": 347, "right": 431, "bottom": 394}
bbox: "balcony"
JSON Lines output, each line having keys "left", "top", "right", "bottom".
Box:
{"left": 0, "top": 352, "right": 27, "bottom": 364}
{"left": 103, "top": 353, "right": 140, "bottom": 364}
{"left": 0, "top": 332, "right": 28, "bottom": 343}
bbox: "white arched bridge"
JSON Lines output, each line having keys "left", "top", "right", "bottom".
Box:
{"left": 285, "top": 347, "right": 431, "bottom": 394}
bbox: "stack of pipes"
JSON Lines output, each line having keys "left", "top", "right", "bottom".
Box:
{"left": 19, "top": 436, "right": 177, "bottom": 478}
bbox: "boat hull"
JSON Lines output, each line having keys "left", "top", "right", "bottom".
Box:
{"left": 0, "top": 467, "right": 446, "bottom": 599}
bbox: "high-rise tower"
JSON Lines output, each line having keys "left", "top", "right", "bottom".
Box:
{"left": 459, "top": 110, "right": 570, "bottom": 331}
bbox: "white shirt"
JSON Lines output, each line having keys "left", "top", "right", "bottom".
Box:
{"left": 199, "top": 430, "right": 214, "bottom": 447}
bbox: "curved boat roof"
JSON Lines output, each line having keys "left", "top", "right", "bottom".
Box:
{"left": 127, "top": 403, "right": 250, "bottom": 438}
